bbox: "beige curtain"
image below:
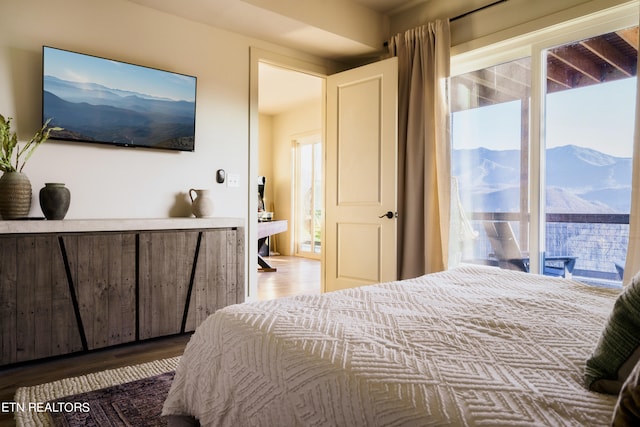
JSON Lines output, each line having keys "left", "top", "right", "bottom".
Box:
{"left": 623, "top": 35, "right": 640, "bottom": 285}
{"left": 388, "top": 21, "right": 451, "bottom": 280}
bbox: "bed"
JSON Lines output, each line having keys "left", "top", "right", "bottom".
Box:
{"left": 162, "top": 265, "right": 629, "bottom": 426}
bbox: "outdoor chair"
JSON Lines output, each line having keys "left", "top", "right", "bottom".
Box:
{"left": 483, "top": 221, "right": 577, "bottom": 279}
{"left": 615, "top": 260, "right": 625, "bottom": 281}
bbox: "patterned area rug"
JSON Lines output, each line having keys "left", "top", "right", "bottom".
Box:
{"left": 13, "top": 357, "right": 180, "bottom": 427}
{"left": 49, "top": 371, "right": 174, "bottom": 426}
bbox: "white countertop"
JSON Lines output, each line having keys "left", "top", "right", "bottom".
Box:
{"left": 0, "top": 217, "right": 244, "bottom": 234}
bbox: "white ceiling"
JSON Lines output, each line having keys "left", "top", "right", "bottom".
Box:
{"left": 126, "top": 0, "right": 426, "bottom": 114}
{"left": 258, "top": 63, "right": 323, "bottom": 116}
{"left": 127, "top": 0, "right": 409, "bottom": 60}
{"left": 352, "top": 0, "right": 426, "bottom": 14}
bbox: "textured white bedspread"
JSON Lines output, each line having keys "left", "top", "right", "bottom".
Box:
{"left": 163, "top": 265, "right": 620, "bottom": 426}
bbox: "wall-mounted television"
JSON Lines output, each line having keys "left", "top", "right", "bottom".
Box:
{"left": 42, "top": 46, "right": 197, "bottom": 152}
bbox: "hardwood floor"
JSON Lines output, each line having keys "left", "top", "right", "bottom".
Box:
{"left": 258, "top": 255, "right": 321, "bottom": 300}
{"left": 0, "top": 255, "right": 319, "bottom": 427}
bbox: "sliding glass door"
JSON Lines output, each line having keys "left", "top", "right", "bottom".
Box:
{"left": 450, "top": 5, "right": 638, "bottom": 285}
{"left": 543, "top": 28, "right": 636, "bottom": 284}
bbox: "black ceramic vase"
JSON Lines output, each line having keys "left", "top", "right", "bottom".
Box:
{"left": 39, "top": 183, "right": 70, "bottom": 220}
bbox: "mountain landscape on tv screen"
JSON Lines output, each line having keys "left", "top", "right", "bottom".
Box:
{"left": 453, "top": 145, "right": 632, "bottom": 214}
{"left": 43, "top": 75, "right": 195, "bottom": 151}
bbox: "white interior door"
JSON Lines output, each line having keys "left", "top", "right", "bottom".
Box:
{"left": 324, "top": 57, "right": 398, "bottom": 292}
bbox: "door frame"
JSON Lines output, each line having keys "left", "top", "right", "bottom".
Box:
{"left": 248, "top": 48, "right": 331, "bottom": 301}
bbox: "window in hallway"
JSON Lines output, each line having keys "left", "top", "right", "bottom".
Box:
{"left": 294, "top": 133, "right": 322, "bottom": 258}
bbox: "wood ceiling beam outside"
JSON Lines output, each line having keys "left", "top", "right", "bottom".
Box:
{"left": 493, "top": 61, "right": 531, "bottom": 90}
{"left": 617, "top": 27, "right": 639, "bottom": 50}
{"left": 469, "top": 65, "right": 530, "bottom": 96}
{"left": 477, "top": 85, "right": 516, "bottom": 105}
{"left": 457, "top": 73, "right": 526, "bottom": 103}
{"left": 452, "top": 27, "right": 637, "bottom": 110}
{"left": 546, "top": 62, "right": 573, "bottom": 89}
{"left": 580, "top": 38, "right": 634, "bottom": 77}
{"left": 548, "top": 47, "right": 602, "bottom": 83}
{"left": 450, "top": 79, "right": 518, "bottom": 111}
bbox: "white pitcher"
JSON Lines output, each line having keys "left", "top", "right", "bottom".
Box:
{"left": 189, "top": 189, "right": 213, "bottom": 218}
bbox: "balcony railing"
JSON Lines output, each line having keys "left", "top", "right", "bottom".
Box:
{"left": 467, "top": 212, "right": 629, "bottom": 284}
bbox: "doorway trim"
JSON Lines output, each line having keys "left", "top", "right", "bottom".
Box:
{"left": 248, "top": 47, "right": 330, "bottom": 301}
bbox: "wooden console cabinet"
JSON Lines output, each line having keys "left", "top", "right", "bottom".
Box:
{"left": 0, "top": 220, "right": 244, "bottom": 366}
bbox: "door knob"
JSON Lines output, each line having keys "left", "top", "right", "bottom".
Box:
{"left": 379, "top": 211, "right": 395, "bottom": 219}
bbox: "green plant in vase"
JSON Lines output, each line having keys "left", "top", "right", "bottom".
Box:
{"left": 0, "top": 114, "right": 62, "bottom": 219}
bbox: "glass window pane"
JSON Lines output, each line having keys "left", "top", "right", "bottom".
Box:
{"left": 544, "top": 27, "right": 637, "bottom": 285}
{"left": 313, "top": 142, "right": 323, "bottom": 254}
{"left": 295, "top": 135, "right": 322, "bottom": 258}
{"left": 299, "top": 144, "right": 313, "bottom": 251}
{"left": 450, "top": 58, "right": 532, "bottom": 270}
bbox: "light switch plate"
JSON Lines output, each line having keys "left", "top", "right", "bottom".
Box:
{"left": 227, "top": 173, "right": 240, "bottom": 188}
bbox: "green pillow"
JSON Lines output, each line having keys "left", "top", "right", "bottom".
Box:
{"left": 585, "top": 272, "right": 640, "bottom": 394}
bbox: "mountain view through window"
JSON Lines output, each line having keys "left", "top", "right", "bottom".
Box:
{"left": 450, "top": 26, "right": 638, "bottom": 285}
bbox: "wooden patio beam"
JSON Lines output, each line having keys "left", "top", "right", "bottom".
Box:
{"left": 546, "top": 61, "right": 573, "bottom": 89}
{"left": 548, "top": 47, "right": 602, "bottom": 83}
{"left": 460, "top": 69, "right": 529, "bottom": 101}
{"left": 617, "top": 27, "right": 639, "bottom": 50}
{"left": 580, "top": 38, "right": 634, "bottom": 77}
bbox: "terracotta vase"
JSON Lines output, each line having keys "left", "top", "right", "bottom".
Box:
{"left": 189, "top": 188, "right": 213, "bottom": 218}
{"left": 0, "top": 172, "right": 32, "bottom": 220}
{"left": 39, "top": 183, "right": 71, "bottom": 220}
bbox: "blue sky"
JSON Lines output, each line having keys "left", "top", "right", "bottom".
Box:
{"left": 43, "top": 47, "right": 196, "bottom": 102}
{"left": 452, "top": 78, "right": 636, "bottom": 158}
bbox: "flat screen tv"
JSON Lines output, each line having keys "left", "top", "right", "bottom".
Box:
{"left": 42, "top": 46, "right": 197, "bottom": 152}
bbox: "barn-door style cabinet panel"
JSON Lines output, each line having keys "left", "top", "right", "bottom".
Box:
{"left": 138, "top": 230, "right": 200, "bottom": 340}
{"left": 0, "top": 221, "right": 244, "bottom": 366}
{"left": 138, "top": 228, "right": 244, "bottom": 339}
{"left": 185, "top": 229, "right": 244, "bottom": 331}
{"left": 0, "top": 234, "right": 83, "bottom": 364}
{"left": 62, "top": 233, "right": 138, "bottom": 350}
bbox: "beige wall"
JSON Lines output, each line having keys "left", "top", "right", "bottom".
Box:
{"left": 0, "top": 0, "right": 328, "bottom": 221}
